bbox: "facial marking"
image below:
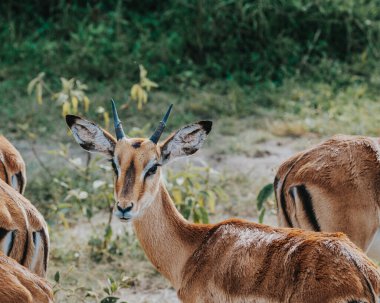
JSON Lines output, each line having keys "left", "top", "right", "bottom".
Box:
{"left": 132, "top": 142, "right": 142, "bottom": 149}
{"left": 122, "top": 161, "right": 136, "bottom": 196}
{"left": 112, "top": 156, "right": 120, "bottom": 177}
{"left": 141, "top": 159, "right": 158, "bottom": 180}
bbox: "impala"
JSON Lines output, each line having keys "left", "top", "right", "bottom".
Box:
{"left": 0, "top": 136, "right": 52, "bottom": 302}
{"left": 0, "top": 137, "right": 49, "bottom": 278}
{"left": 66, "top": 102, "right": 380, "bottom": 303}
{"left": 0, "top": 135, "right": 27, "bottom": 194}
{"left": 275, "top": 135, "right": 380, "bottom": 252}
{"left": 0, "top": 250, "right": 53, "bottom": 303}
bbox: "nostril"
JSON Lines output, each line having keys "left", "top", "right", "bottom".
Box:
{"left": 117, "top": 202, "right": 134, "bottom": 214}
{"left": 125, "top": 202, "right": 134, "bottom": 212}
{"left": 117, "top": 204, "right": 124, "bottom": 213}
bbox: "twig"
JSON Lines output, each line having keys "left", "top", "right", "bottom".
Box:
{"left": 29, "top": 141, "right": 55, "bottom": 179}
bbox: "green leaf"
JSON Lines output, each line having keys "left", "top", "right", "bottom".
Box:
{"left": 257, "top": 183, "right": 274, "bottom": 211}
{"left": 100, "top": 296, "right": 119, "bottom": 303}
{"left": 54, "top": 271, "right": 60, "bottom": 283}
{"left": 104, "top": 225, "right": 113, "bottom": 241}
{"left": 199, "top": 206, "right": 209, "bottom": 224}
{"left": 259, "top": 208, "right": 266, "bottom": 224}
{"left": 193, "top": 207, "right": 201, "bottom": 223}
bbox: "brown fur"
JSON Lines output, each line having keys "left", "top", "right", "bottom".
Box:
{"left": 0, "top": 251, "right": 53, "bottom": 303}
{"left": 68, "top": 116, "right": 380, "bottom": 303}
{"left": 0, "top": 136, "right": 26, "bottom": 194}
{"left": 0, "top": 179, "right": 49, "bottom": 278}
{"left": 275, "top": 135, "right": 380, "bottom": 251}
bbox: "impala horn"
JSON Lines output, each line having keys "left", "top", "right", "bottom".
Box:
{"left": 111, "top": 99, "right": 126, "bottom": 140}
{"left": 150, "top": 104, "right": 173, "bottom": 144}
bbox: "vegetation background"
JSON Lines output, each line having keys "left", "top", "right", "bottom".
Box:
{"left": 1, "top": 0, "right": 380, "bottom": 302}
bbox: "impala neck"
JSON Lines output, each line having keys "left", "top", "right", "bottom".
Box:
{"left": 132, "top": 180, "right": 210, "bottom": 289}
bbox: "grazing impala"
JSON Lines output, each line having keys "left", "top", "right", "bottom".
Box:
{"left": 66, "top": 102, "right": 380, "bottom": 303}
{"left": 0, "top": 136, "right": 49, "bottom": 278}
{"left": 0, "top": 250, "right": 53, "bottom": 303}
{"left": 0, "top": 135, "right": 27, "bottom": 194}
{"left": 275, "top": 135, "right": 380, "bottom": 252}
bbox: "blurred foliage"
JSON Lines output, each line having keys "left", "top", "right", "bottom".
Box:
{"left": 2, "top": 0, "right": 380, "bottom": 141}
{"left": 28, "top": 73, "right": 91, "bottom": 116}
{"left": 2, "top": 0, "right": 380, "bottom": 85}
{"left": 166, "top": 164, "right": 227, "bottom": 223}
{"left": 53, "top": 267, "right": 131, "bottom": 303}
{"left": 130, "top": 65, "right": 158, "bottom": 110}
{"left": 256, "top": 183, "right": 274, "bottom": 224}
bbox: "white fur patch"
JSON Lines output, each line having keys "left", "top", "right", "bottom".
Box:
{"left": 1, "top": 231, "right": 13, "bottom": 255}
{"left": 31, "top": 232, "right": 41, "bottom": 271}
{"left": 11, "top": 174, "right": 18, "bottom": 191}
{"left": 220, "top": 225, "right": 285, "bottom": 249}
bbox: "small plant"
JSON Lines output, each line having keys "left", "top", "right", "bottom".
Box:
{"left": 130, "top": 65, "right": 158, "bottom": 110}
{"left": 27, "top": 73, "right": 91, "bottom": 117}
{"left": 98, "top": 276, "right": 131, "bottom": 303}
{"left": 53, "top": 268, "right": 131, "bottom": 302}
{"left": 256, "top": 183, "right": 275, "bottom": 223}
{"left": 166, "top": 164, "right": 226, "bottom": 223}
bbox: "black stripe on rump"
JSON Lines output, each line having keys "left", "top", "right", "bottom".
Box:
{"left": 15, "top": 171, "right": 24, "bottom": 193}
{"left": 0, "top": 228, "right": 8, "bottom": 241}
{"left": 296, "top": 185, "right": 321, "bottom": 232}
{"left": 20, "top": 231, "right": 29, "bottom": 265}
{"left": 273, "top": 176, "right": 279, "bottom": 209}
{"left": 40, "top": 229, "right": 49, "bottom": 272}
{"left": 280, "top": 178, "right": 293, "bottom": 228}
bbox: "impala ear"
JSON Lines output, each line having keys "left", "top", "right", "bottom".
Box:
{"left": 159, "top": 121, "right": 212, "bottom": 165}
{"left": 66, "top": 115, "right": 116, "bottom": 158}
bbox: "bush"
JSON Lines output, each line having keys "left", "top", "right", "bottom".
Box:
{"left": 2, "top": 0, "right": 380, "bottom": 85}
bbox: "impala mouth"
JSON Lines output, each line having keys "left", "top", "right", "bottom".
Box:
{"left": 114, "top": 211, "right": 133, "bottom": 222}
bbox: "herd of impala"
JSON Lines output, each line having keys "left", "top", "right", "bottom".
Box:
{"left": 1, "top": 100, "right": 380, "bottom": 302}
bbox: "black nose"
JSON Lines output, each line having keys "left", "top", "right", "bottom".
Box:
{"left": 117, "top": 203, "right": 134, "bottom": 214}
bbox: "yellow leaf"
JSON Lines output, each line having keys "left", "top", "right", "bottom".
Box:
{"left": 62, "top": 102, "right": 71, "bottom": 117}
{"left": 59, "top": 212, "right": 70, "bottom": 229}
{"left": 83, "top": 96, "right": 90, "bottom": 112}
{"left": 139, "top": 64, "right": 147, "bottom": 79}
{"left": 130, "top": 84, "right": 141, "bottom": 101}
{"left": 36, "top": 82, "right": 43, "bottom": 105}
{"left": 207, "top": 191, "right": 216, "bottom": 214}
{"left": 103, "top": 111, "right": 110, "bottom": 129}
{"left": 172, "top": 188, "right": 182, "bottom": 205}
{"left": 141, "top": 77, "right": 159, "bottom": 91}
{"left": 71, "top": 96, "right": 79, "bottom": 114}
{"left": 198, "top": 196, "right": 204, "bottom": 207}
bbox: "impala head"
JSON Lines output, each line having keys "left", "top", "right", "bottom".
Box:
{"left": 66, "top": 101, "right": 212, "bottom": 221}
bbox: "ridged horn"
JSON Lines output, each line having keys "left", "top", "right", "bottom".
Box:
{"left": 111, "top": 99, "right": 126, "bottom": 140}
{"left": 150, "top": 104, "right": 173, "bottom": 144}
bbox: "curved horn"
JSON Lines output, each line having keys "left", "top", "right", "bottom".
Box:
{"left": 150, "top": 104, "right": 173, "bottom": 144}
{"left": 111, "top": 99, "right": 126, "bottom": 140}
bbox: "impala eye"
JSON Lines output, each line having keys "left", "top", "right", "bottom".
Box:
{"left": 146, "top": 164, "right": 160, "bottom": 177}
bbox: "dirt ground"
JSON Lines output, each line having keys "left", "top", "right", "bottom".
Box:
{"left": 14, "top": 121, "right": 380, "bottom": 302}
